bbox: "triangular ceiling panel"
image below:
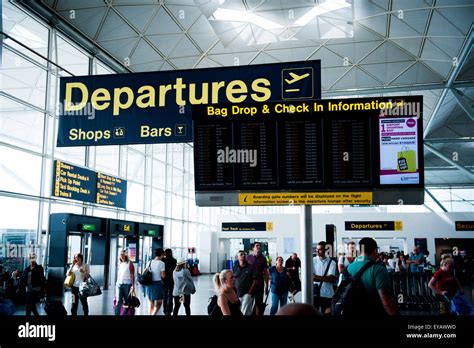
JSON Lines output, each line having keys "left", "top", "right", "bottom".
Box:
{"left": 189, "top": 33, "right": 218, "bottom": 52}
{"left": 166, "top": 5, "right": 202, "bottom": 30}
{"left": 429, "top": 37, "right": 465, "bottom": 58}
{"left": 421, "top": 60, "right": 452, "bottom": 79}
{"left": 318, "top": 17, "right": 353, "bottom": 39}
{"left": 145, "top": 7, "right": 182, "bottom": 35}
{"left": 331, "top": 67, "right": 383, "bottom": 89}
{"left": 352, "top": 23, "right": 385, "bottom": 42}
{"left": 188, "top": 15, "right": 216, "bottom": 35}
{"left": 208, "top": 40, "right": 259, "bottom": 55}
{"left": 354, "top": 67, "right": 384, "bottom": 88}
{"left": 208, "top": 52, "right": 258, "bottom": 67}
{"left": 249, "top": 52, "right": 280, "bottom": 65}
{"left": 354, "top": 1, "right": 388, "bottom": 18}
{"left": 427, "top": 10, "right": 464, "bottom": 37}
{"left": 169, "top": 56, "right": 200, "bottom": 69}
{"left": 98, "top": 37, "right": 139, "bottom": 60}
{"left": 389, "top": 14, "right": 423, "bottom": 38}
{"left": 194, "top": 57, "right": 222, "bottom": 69}
{"left": 160, "top": 61, "right": 174, "bottom": 71}
{"left": 392, "top": 0, "right": 431, "bottom": 11}
{"left": 169, "top": 36, "right": 200, "bottom": 58}
{"left": 265, "top": 46, "right": 317, "bottom": 63}
{"left": 361, "top": 61, "right": 414, "bottom": 84}
{"left": 322, "top": 66, "right": 352, "bottom": 90}
{"left": 148, "top": 34, "right": 183, "bottom": 57}
{"left": 326, "top": 41, "right": 383, "bottom": 64}
{"left": 114, "top": 5, "right": 157, "bottom": 32}
{"left": 390, "top": 38, "right": 423, "bottom": 57}
{"left": 267, "top": 40, "right": 319, "bottom": 51}
{"left": 361, "top": 41, "right": 414, "bottom": 64}
{"left": 130, "top": 39, "right": 162, "bottom": 65}
{"left": 421, "top": 39, "right": 452, "bottom": 61}
{"left": 357, "top": 14, "right": 387, "bottom": 37}
{"left": 56, "top": 0, "right": 105, "bottom": 10}
{"left": 391, "top": 62, "right": 444, "bottom": 85}
{"left": 130, "top": 60, "right": 164, "bottom": 73}
{"left": 438, "top": 7, "right": 474, "bottom": 35}
{"left": 309, "top": 47, "right": 344, "bottom": 68}
{"left": 97, "top": 10, "right": 137, "bottom": 41}
{"left": 400, "top": 9, "right": 430, "bottom": 35}
{"left": 293, "top": 23, "right": 320, "bottom": 42}
{"left": 456, "top": 48, "right": 474, "bottom": 81}
{"left": 330, "top": 68, "right": 357, "bottom": 90}
{"left": 113, "top": 0, "right": 158, "bottom": 4}
{"left": 58, "top": 8, "right": 106, "bottom": 38}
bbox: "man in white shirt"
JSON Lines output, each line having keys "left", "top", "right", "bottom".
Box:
{"left": 313, "top": 241, "right": 336, "bottom": 315}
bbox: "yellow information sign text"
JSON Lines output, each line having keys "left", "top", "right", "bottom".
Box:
{"left": 239, "top": 192, "right": 373, "bottom": 206}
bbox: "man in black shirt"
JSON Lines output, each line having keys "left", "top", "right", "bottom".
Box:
{"left": 285, "top": 253, "right": 301, "bottom": 297}
{"left": 19, "top": 253, "right": 46, "bottom": 316}
{"left": 233, "top": 250, "right": 257, "bottom": 315}
{"left": 163, "top": 249, "right": 177, "bottom": 316}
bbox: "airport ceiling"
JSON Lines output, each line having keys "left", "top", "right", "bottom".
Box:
{"left": 14, "top": 0, "right": 474, "bottom": 186}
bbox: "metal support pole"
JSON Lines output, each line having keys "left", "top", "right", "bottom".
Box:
{"left": 300, "top": 205, "right": 313, "bottom": 305}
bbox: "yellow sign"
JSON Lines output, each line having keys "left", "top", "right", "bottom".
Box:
{"left": 395, "top": 221, "right": 403, "bottom": 231}
{"left": 238, "top": 192, "right": 373, "bottom": 206}
{"left": 266, "top": 222, "right": 273, "bottom": 232}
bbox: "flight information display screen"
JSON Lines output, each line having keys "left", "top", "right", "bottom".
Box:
{"left": 53, "top": 160, "right": 127, "bottom": 208}
{"left": 192, "top": 96, "right": 424, "bottom": 206}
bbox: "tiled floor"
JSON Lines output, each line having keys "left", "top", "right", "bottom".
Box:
{"left": 14, "top": 274, "right": 296, "bottom": 315}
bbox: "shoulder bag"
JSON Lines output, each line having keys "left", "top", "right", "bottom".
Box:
{"left": 138, "top": 261, "right": 153, "bottom": 286}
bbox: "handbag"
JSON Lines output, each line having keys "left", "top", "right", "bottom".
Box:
{"left": 183, "top": 273, "right": 196, "bottom": 294}
{"left": 123, "top": 288, "right": 140, "bottom": 309}
{"left": 79, "top": 276, "right": 102, "bottom": 298}
{"left": 64, "top": 272, "right": 75, "bottom": 288}
{"left": 138, "top": 262, "right": 153, "bottom": 286}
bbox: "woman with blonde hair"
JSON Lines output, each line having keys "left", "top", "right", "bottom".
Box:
{"left": 67, "top": 253, "right": 90, "bottom": 316}
{"left": 213, "top": 269, "right": 242, "bottom": 316}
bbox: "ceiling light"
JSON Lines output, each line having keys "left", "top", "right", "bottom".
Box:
{"left": 294, "top": 0, "right": 351, "bottom": 27}
{"left": 212, "top": 8, "right": 284, "bottom": 30}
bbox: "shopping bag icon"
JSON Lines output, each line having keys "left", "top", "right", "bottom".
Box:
{"left": 397, "top": 148, "right": 416, "bottom": 172}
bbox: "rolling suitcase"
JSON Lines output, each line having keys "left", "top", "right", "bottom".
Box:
{"left": 44, "top": 298, "right": 67, "bottom": 317}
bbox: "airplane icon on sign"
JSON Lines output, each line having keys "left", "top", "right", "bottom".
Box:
{"left": 285, "top": 72, "right": 310, "bottom": 85}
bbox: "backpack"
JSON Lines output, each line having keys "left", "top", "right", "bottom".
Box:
{"left": 207, "top": 295, "right": 222, "bottom": 316}
{"left": 331, "top": 261, "right": 375, "bottom": 316}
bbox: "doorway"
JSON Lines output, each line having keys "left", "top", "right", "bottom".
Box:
{"left": 217, "top": 238, "right": 277, "bottom": 270}
{"left": 108, "top": 234, "right": 128, "bottom": 287}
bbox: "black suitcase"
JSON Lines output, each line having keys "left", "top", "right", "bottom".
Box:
{"left": 44, "top": 299, "right": 67, "bottom": 317}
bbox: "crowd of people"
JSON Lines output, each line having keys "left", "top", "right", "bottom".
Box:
{"left": 0, "top": 239, "right": 472, "bottom": 316}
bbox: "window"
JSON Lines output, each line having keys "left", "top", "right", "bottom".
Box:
{"left": 0, "top": 96, "right": 45, "bottom": 152}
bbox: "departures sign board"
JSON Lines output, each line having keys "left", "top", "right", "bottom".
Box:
{"left": 53, "top": 160, "right": 127, "bottom": 208}
{"left": 57, "top": 60, "right": 320, "bottom": 146}
{"left": 193, "top": 96, "right": 424, "bottom": 206}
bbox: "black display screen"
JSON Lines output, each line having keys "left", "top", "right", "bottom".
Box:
{"left": 192, "top": 96, "right": 424, "bottom": 206}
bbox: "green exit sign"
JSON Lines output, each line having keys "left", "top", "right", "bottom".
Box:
{"left": 147, "top": 230, "right": 157, "bottom": 236}
{"left": 81, "top": 224, "right": 96, "bottom": 231}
